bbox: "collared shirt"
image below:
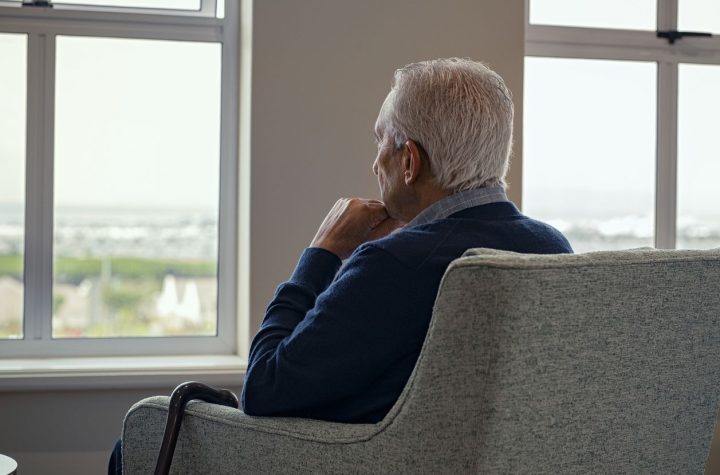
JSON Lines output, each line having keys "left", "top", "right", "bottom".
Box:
{"left": 406, "top": 185, "right": 508, "bottom": 228}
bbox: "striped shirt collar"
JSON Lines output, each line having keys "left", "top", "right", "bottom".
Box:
{"left": 406, "top": 185, "right": 508, "bottom": 228}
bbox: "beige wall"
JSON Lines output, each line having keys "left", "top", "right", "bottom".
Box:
{"left": 0, "top": 386, "right": 234, "bottom": 475}
{"left": 0, "top": 1, "right": 526, "bottom": 473}
{"left": 248, "top": 0, "right": 525, "bottom": 335}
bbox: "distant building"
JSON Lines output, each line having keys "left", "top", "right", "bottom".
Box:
{"left": 0, "top": 276, "right": 22, "bottom": 337}
{"left": 156, "top": 275, "right": 202, "bottom": 324}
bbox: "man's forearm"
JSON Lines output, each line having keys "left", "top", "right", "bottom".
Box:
{"left": 242, "top": 247, "right": 341, "bottom": 413}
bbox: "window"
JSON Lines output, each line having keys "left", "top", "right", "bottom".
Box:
{"left": 524, "top": 0, "right": 720, "bottom": 252}
{"left": 0, "top": 0, "right": 239, "bottom": 357}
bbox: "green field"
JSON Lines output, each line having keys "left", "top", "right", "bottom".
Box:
{"left": 0, "top": 253, "right": 215, "bottom": 283}
{"left": 1, "top": 253, "right": 217, "bottom": 338}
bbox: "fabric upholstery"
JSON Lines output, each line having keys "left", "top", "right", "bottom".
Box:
{"left": 122, "top": 247, "right": 720, "bottom": 474}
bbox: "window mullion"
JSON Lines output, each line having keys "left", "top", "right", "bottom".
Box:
{"left": 655, "top": 61, "right": 679, "bottom": 249}
{"left": 655, "top": 0, "right": 678, "bottom": 249}
{"left": 216, "top": 0, "right": 239, "bottom": 354}
{"left": 236, "top": 0, "right": 252, "bottom": 358}
{"left": 657, "top": 0, "right": 678, "bottom": 32}
{"left": 40, "top": 33, "right": 55, "bottom": 340}
{"left": 23, "top": 32, "right": 55, "bottom": 341}
{"left": 0, "top": 7, "right": 222, "bottom": 42}
{"left": 199, "top": 0, "right": 216, "bottom": 17}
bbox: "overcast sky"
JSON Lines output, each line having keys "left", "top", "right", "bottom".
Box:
{"left": 0, "top": 33, "right": 220, "bottom": 211}
{"left": 0, "top": 2, "right": 718, "bottom": 221}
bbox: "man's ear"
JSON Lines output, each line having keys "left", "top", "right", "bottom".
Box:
{"left": 403, "top": 140, "right": 423, "bottom": 186}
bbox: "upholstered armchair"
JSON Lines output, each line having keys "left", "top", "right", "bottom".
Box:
{"left": 122, "top": 248, "right": 720, "bottom": 473}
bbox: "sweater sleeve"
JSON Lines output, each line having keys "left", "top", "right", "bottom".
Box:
{"left": 241, "top": 243, "right": 416, "bottom": 418}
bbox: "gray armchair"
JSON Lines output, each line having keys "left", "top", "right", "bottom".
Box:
{"left": 122, "top": 248, "right": 720, "bottom": 473}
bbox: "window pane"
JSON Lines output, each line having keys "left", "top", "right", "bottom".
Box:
{"left": 523, "top": 57, "right": 656, "bottom": 252}
{"left": 54, "top": 36, "right": 221, "bottom": 338}
{"left": 677, "top": 64, "right": 720, "bottom": 249}
{"left": 529, "top": 0, "right": 656, "bottom": 30}
{"left": 0, "top": 33, "right": 26, "bottom": 340}
{"left": 679, "top": 0, "right": 720, "bottom": 35}
{"left": 54, "top": 0, "right": 199, "bottom": 10}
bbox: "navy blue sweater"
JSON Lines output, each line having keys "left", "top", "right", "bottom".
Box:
{"left": 241, "top": 202, "right": 573, "bottom": 423}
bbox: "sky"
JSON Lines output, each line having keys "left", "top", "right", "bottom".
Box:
{"left": 0, "top": 1, "right": 718, "bottom": 221}
{"left": 523, "top": 56, "right": 657, "bottom": 222}
{"left": 0, "top": 32, "right": 221, "bottom": 212}
{"left": 529, "top": 0, "right": 720, "bottom": 32}
{"left": 53, "top": 36, "right": 221, "bottom": 210}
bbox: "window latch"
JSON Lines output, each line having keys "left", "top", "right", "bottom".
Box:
{"left": 657, "top": 30, "right": 713, "bottom": 45}
{"left": 22, "top": 0, "right": 53, "bottom": 6}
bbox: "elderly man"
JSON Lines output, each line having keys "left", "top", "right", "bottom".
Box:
{"left": 240, "top": 58, "right": 572, "bottom": 423}
{"left": 109, "top": 58, "right": 572, "bottom": 473}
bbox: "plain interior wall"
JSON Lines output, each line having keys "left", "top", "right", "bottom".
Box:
{"left": 248, "top": 0, "right": 525, "bottom": 336}
{"left": 0, "top": 2, "right": 526, "bottom": 474}
{"left": 0, "top": 386, "right": 241, "bottom": 475}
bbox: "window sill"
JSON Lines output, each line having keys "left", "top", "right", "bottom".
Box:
{"left": 0, "top": 355, "right": 246, "bottom": 391}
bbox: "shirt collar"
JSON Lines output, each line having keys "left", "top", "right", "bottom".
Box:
{"left": 406, "top": 185, "right": 508, "bottom": 228}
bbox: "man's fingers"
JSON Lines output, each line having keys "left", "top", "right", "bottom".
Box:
{"left": 347, "top": 199, "right": 388, "bottom": 227}
{"left": 311, "top": 197, "right": 399, "bottom": 258}
{"left": 363, "top": 200, "right": 386, "bottom": 211}
{"left": 368, "top": 217, "right": 405, "bottom": 240}
{"left": 331, "top": 198, "right": 387, "bottom": 227}
{"left": 367, "top": 206, "right": 389, "bottom": 227}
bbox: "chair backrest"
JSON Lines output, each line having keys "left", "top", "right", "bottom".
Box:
{"left": 383, "top": 248, "right": 720, "bottom": 473}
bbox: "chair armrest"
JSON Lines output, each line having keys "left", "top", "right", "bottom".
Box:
{"left": 122, "top": 396, "right": 382, "bottom": 474}
{"left": 155, "top": 382, "right": 240, "bottom": 475}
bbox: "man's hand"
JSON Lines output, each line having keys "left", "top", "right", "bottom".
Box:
{"left": 310, "top": 198, "right": 405, "bottom": 259}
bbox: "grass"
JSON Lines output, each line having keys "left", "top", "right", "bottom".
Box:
{"left": 0, "top": 254, "right": 22, "bottom": 280}
{"left": 0, "top": 253, "right": 217, "bottom": 339}
{"left": 0, "top": 253, "right": 215, "bottom": 283}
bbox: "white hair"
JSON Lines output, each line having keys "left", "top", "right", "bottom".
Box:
{"left": 378, "top": 58, "right": 514, "bottom": 191}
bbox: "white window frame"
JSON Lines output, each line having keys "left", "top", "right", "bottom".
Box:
{"left": 524, "top": 0, "right": 720, "bottom": 249}
{"left": 0, "top": 0, "right": 240, "bottom": 358}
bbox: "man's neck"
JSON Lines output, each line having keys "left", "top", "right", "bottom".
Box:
{"left": 403, "top": 185, "right": 509, "bottom": 228}
{"left": 402, "top": 184, "right": 452, "bottom": 223}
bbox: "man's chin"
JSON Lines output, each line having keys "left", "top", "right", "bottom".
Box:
{"left": 379, "top": 194, "right": 403, "bottom": 220}
{"left": 384, "top": 205, "right": 401, "bottom": 221}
